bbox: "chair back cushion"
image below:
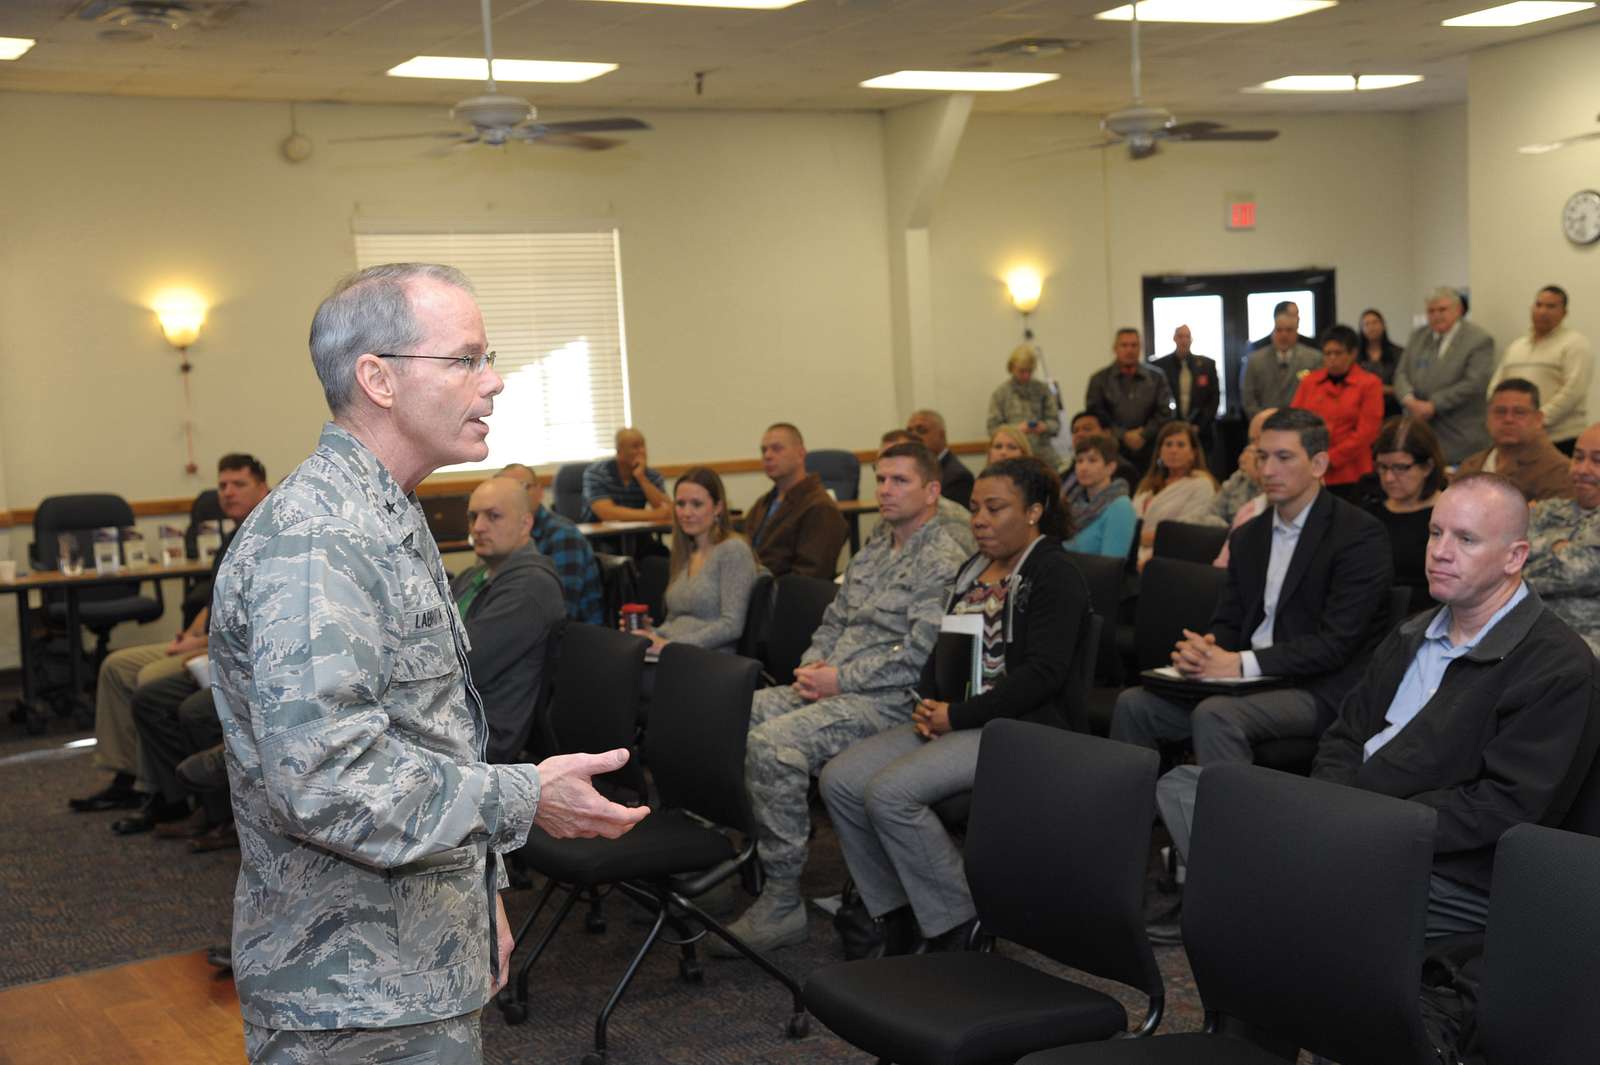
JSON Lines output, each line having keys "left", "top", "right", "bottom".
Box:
{"left": 1185, "top": 764, "right": 1436, "bottom": 1065}
{"left": 1480, "top": 823, "right": 1600, "bottom": 1065}
{"left": 636, "top": 555, "right": 671, "bottom": 625}
{"left": 1133, "top": 557, "right": 1225, "bottom": 670}
{"left": 804, "top": 449, "right": 861, "bottom": 501}
{"left": 737, "top": 572, "right": 775, "bottom": 659}
{"left": 1151, "top": 520, "right": 1229, "bottom": 565}
{"left": 553, "top": 462, "right": 588, "bottom": 522}
{"left": 185, "top": 489, "right": 224, "bottom": 559}
{"left": 546, "top": 623, "right": 646, "bottom": 795}
{"left": 762, "top": 573, "right": 838, "bottom": 685}
{"left": 966, "top": 720, "right": 1163, "bottom": 999}
{"left": 1065, "top": 550, "right": 1125, "bottom": 685}
{"left": 32, "top": 494, "right": 144, "bottom": 605}
{"left": 647, "top": 643, "right": 761, "bottom": 830}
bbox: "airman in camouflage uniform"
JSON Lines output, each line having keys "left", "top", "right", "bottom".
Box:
{"left": 713, "top": 442, "right": 967, "bottom": 954}
{"left": 213, "top": 264, "right": 644, "bottom": 1064}
{"left": 1524, "top": 423, "right": 1600, "bottom": 655}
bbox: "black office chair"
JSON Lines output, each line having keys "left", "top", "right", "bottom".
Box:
{"left": 761, "top": 573, "right": 839, "bottom": 686}
{"left": 635, "top": 554, "right": 671, "bottom": 625}
{"left": 1065, "top": 551, "right": 1127, "bottom": 686}
{"left": 1150, "top": 521, "right": 1228, "bottom": 565}
{"left": 503, "top": 643, "right": 808, "bottom": 1064}
{"left": 804, "top": 721, "right": 1165, "bottom": 1065}
{"left": 553, "top": 462, "right": 589, "bottom": 521}
{"left": 805, "top": 449, "right": 861, "bottom": 501}
{"left": 593, "top": 552, "right": 638, "bottom": 628}
{"left": 737, "top": 572, "right": 776, "bottom": 660}
{"left": 1478, "top": 824, "right": 1600, "bottom": 1065}
{"left": 1093, "top": 558, "right": 1225, "bottom": 736}
{"left": 1019, "top": 763, "right": 1438, "bottom": 1065}
{"left": 182, "top": 488, "right": 224, "bottom": 560}
{"left": 31, "top": 494, "right": 165, "bottom": 672}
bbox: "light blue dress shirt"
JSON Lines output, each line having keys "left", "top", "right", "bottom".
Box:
{"left": 1240, "top": 499, "right": 1313, "bottom": 678}
{"left": 1363, "top": 581, "right": 1530, "bottom": 760}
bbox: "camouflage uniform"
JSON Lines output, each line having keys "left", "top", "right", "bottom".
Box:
{"left": 1525, "top": 498, "right": 1600, "bottom": 655}
{"left": 211, "top": 424, "right": 540, "bottom": 1056}
{"left": 244, "top": 1013, "right": 479, "bottom": 1065}
{"left": 746, "top": 517, "right": 966, "bottom": 881}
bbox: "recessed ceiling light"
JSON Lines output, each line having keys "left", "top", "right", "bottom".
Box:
{"left": 1442, "top": 2, "right": 1595, "bottom": 27}
{"left": 860, "top": 71, "right": 1061, "bottom": 92}
{"left": 0, "top": 36, "right": 35, "bottom": 60}
{"left": 1246, "top": 73, "right": 1423, "bottom": 91}
{"left": 1096, "top": 1, "right": 1336, "bottom": 23}
{"left": 582, "top": 0, "right": 805, "bottom": 8}
{"left": 386, "top": 57, "right": 618, "bottom": 83}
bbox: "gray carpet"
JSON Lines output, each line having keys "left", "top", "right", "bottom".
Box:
{"left": 0, "top": 716, "right": 1206, "bottom": 1064}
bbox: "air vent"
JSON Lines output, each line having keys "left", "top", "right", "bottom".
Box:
{"left": 973, "top": 37, "right": 1087, "bottom": 60}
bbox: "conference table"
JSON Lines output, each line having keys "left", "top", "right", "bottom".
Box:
{"left": 440, "top": 505, "right": 880, "bottom": 556}
{"left": 1, "top": 560, "right": 212, "bottom": 734}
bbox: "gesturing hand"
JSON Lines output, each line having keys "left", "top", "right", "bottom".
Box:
{"left": 532, "top": 749, "right": 651, "bottom": 839}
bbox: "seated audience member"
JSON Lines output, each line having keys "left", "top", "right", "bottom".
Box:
{"left": 986, "top": 344, "right": 1061, "bottom": 470}
{"left": 712, "top": 442, "right": 967, "bottom": 954}
{"left": 1490, "top": 285, "right": 1592, "bottom": 455}
{"left": 742, "top": 423, "right": 848, "bottom": 579}
{"left": 881, "top": 430, "right": 976, "bottom": 554}
{"left": 1084, "top": 328, "right": 1174, "bottom": 471}
{"left": 1111, "top": 409, "right": 1393, "bottom": 767}
{"left": 1291, "top": 324, "right": 1383, "bottom": 500}
{"left": 1456, "top": 378, "right": 1574, "bottom": 503}
{"left": 629, "top": 467, "right": 757, "bottom": 654}
{"left": 1132, "top": 421, "right": 1218, "bottom": 569}
{"left": 451, "top": 477, "right": 566, "bottom": 762}
{"left": 1060, "top": 411, "right": 1141, "bottom": 496}
{"left": 1065, "top": 433, "right": 1136, "bottom": 559}
{"left": 1525, "top": 422, "right": 1600, "bottom": 654}
{"left": 582, "top": 426, "right": 672, "bottom": 523}
{"left": 986, "top": 423, "right": 1032, "bottom": 464}
{"left": 1394, "top": 286, "right": 1497, "bottom": 465}
{"left": 1203, "top": 406, "right": 1276, "bottom": 529}
{"left": 1365, "top": 417, "right": 1448, "bottom": 615}
{"left": 499, "top": 462, "right": 605, "bottom": 625}
{"left": 69, "top": 453, "right": 271, "bottom": 824}
{"left": 131, "top": 687, "right": 235, "bottom": 850}
{"left": 1157, "top": 474, "right": 1598, "bottom": 941}
{"left": 1242, "top": 312, "right": 1321, "bottom": 420}
{"left": 821, "top": 457, "right": 1090, "bottom": 953}
{"left": 907, "top": 408, "right": 975, "bottom": 508}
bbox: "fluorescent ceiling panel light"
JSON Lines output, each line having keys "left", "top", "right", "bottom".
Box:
{"left": 387, "top": 57, "right": 617, "bottom": 83}
{"left": 1096, "top": 1, "right": 1336, "bottom": 23}
{"left": 861, "top": 70, "right": 1061, "bottom": 92}
{"left": 1442, "top": 2, "right": 1595, "bottom": 27}
{"left": 0, "top": 36, "right": 35, "bottom": 60}
{"left": 582, "top": 0, "right": 805, "bottom": 8}
{"left": 1248, "top": 73, "right": 1422, "bottom": 92}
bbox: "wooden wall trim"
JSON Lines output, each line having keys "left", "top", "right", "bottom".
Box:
{"left": 0, "top": 441, "right": 994, "bottom": 526}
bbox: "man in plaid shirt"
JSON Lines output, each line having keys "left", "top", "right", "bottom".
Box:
{"left": 499, "top": 464, "right": 604, "bottom": 625}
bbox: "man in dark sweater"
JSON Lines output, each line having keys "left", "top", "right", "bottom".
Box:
{"left": 451, "top": 477, "right": 566, "bottom": 762}
{"left": 743, "top": 422, "right": 848, "bottom": 578}
{"left": 1158, "top": 473, "right": 1599, "bottom": 937}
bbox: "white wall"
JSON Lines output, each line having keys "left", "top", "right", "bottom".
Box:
{"left": 1469, "top": 22, "right": 1600, "bottom": 418}
{"left": 1411, "top": 103, "right": 1470, "bottom": 317}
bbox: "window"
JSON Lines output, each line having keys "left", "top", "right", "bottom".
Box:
{"left": 354, "top": 226, "right": 631, "bottom": 473}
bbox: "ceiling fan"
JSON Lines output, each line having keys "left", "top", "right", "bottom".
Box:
{"left": 334, "top": 0, "right": 649, "bottom": 153}
{"left": 1519, "top": 114, "right": 1600, "bottom": 155}
{"left": 1034, "top": 0, "right": 1278, "bottom": 161}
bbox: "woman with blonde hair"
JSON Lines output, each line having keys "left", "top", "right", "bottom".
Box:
{"left": 626, "top": 466, "right": 758, "bottom": 654}
{"left": 987, "top": 344, "right": 1061, "bottom": 471}
{"left": 986, "top": 423, "right": 1033, "bottom": 465}
{"left": 1132, "top": 421, "right": 1217, "bottom": 569}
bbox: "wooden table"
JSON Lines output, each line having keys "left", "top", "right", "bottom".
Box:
{"left": 1, "top": 560, "right": 212, "bottom": 733}
{"left": 835, "top": 498, "right": 880, "bottom": 552}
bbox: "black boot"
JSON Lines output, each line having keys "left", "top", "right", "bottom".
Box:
{"left": 881, "top": 906, "right": 924, "bottom": 956}
{"left": 68, "top": 772, "right": 142, "bottom": 812}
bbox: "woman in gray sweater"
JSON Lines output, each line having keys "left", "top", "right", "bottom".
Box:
{"left": 633, "top": 466, "right": 758, "bottom": 654}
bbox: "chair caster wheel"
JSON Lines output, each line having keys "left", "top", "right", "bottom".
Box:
{"left": 585, "top": 913, "right": 607, "bottom": 934}
{"left": 499, "top": 1001, "right": 528, "bottom": 1026}
{"left": 581, "top": 1052, "right": 606, "bottom": 1065}
{"left": 679, "top": 958, "right": 703, "bottom": 983}
{"left": 787, "top": 1012, "right": 810, "bottom": 1039}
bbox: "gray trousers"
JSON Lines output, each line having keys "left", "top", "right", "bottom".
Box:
{"left": 244, "top": 1011, "right": 482, "bottom": 1065}
{"left": 1110, "top": 684, "right": 1320, "bottom": 765}
{"left": 747, "top": 686, "right": 908, "bottom": 882}
{"left": 819, "top": 723, "right": 979, "bottom": 938}
{"left": 130, "top": 669, "right": 207, "bottom": 805}
{"left": 1156, "top": 765, "right": 1490, "bottom": 938}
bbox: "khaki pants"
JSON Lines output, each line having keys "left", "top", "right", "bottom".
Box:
{"left": 93, "top": 644, "right": 187, "bottom": 779}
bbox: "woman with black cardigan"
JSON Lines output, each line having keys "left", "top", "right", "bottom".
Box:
{"left": 819, "top": 457, "right": 1092, "bottom": 954}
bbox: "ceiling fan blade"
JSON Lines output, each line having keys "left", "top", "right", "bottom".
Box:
{"left": 424, "top": 137, "right": 480, "bottom": 157}
{"left": 1519, "top": 129, "right": 1600, "bottom": 154}
{"left": 1177, "top": 129, "right": 1279, "bottom": 142}
{"left": 1165, "top": 120, "right": 1224, "bottom": 137}
{"left": 518, "top": 131, "right": 625, "bottom": 151}
{"left": 330, "top": 131, "right": 466, "bottom": 143}
{"left": 1014, "top": 139, "right": 1120, "bottom": 161}
{"left": 533, "top": 118, "right": 651, "bottom": 134}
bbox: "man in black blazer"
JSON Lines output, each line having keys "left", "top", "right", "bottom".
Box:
{"left": 1150, "top": 325, "right": 1220, "bottom": 454}
{"left": 1110, "top": 408, "right": 1393, "bottom": 765}
{"left": 907, "top": 408, "right": 974, "bottom": 508}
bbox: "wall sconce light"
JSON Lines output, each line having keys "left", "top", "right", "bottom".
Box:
{"left": 150, "top": 289, "right": 209, "bottom": 475}
{"left": 1005, "top": 268, "right": 1042, "bottom": 314}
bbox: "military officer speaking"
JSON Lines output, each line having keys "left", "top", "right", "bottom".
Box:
{"left": 210, "top": 263, "right": 649, "bottom": 1064}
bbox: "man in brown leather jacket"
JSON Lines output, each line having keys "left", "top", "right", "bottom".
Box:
{"left": 743, "top": 422, "right": 848, "bottom": 578}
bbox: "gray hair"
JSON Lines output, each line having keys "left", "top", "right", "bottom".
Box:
{"left": 1426, "top": 286, "right": 1464, "bottom": 310}
{"left": 308, "top": 263, "right": 475, "bottom": 414}
{"left": 909, "top": 409, "right": 946, "bottom": 431}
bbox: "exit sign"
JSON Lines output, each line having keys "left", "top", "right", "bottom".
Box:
{"left": 1227, "top": 199, "right": 1257, "bottom": 230}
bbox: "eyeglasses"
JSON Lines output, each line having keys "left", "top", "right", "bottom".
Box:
{"left": 1488, "top": 405, "right": 1536, "bottom": 419}
{"left": 377, "top": 351, "right": 497, "bottom": 374}
{"left": 1376, "top": 461, "right": 1419, "bottom": 476}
